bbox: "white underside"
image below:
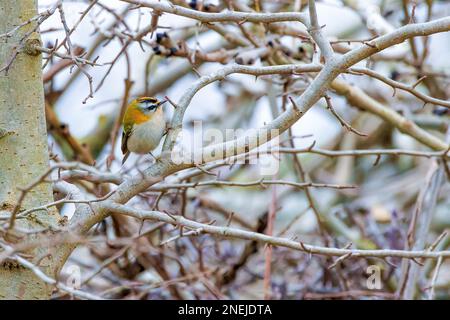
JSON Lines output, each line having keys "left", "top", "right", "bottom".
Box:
{"left": 127, "top": 111, "right": 165, "bottom": 154}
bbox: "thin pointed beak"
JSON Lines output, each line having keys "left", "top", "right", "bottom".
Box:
{"left": 158, "top": 99, "right": 168, "bottom": 107}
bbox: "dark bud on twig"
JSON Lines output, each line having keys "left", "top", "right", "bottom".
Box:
{"left": 390, "top": 70, "right": 400, "bottom": 81}
{"left": 59, "top": 123, "right": 69, "bottom": 135}
{"left": 292, "top": 45, "right": 308, "bottom": 60}
{"left": 46, "top": 41, "right": 54, "bottom": 49}
{"left": 156, "top": 32, "right": 168, "bottom": 44}
{"left": 188, "top": 0, "right": 197, "bottom": 10}
{"left": 235, "top": 56, "right": 254, "bottom": 65}
{"left": 204, "top": 4, "right": 220, "bottom": 12}
{"left": 152, "top": 45, "right": 161, "bottom": 55}
{"left": 282, "top": 47, "right": 292, "bottom": 57}
{"left": 383, "top": 9, "right": 394, "bottom": 17}
{"left": 157, "top": 32, "right": 175, "bottom": 49}
{"left": 235, "top": 48, "right": 268, "bottom": 65}
{"left": 433, "top": 107, "right": 448, "bottom": 116}
{"left": 169, "top": 47, "right": 177, "bottom": 56}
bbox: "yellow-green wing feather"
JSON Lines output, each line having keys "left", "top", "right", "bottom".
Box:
{"left": 121, "top": 125, "right": 132, "bottom": 164}
{"left": 121, "top": 107, "right": 135, "bottom": 155}
{"left": 121, "top": 129, "right": 130, "bottom": 155}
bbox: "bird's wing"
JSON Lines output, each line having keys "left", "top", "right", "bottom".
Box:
{"left": 121, "top": 124, "right": 133, "bottom": 155}
{"left": 122, "top": 150, "right": 130, "bottom": 165}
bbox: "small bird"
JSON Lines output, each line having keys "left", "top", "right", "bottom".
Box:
{"left": 121, "top": 96, "right": 167, "bottom": 164}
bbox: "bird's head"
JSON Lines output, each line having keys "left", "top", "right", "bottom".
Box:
{"left": 124, "top": 97, "right": 167, "bottom": 127}
{"left": 133, "top": 96, "right": 167, "bottom": 114}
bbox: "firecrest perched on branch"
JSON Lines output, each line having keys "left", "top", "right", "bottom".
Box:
{"left": 121, "top": 96, "right": 167, "bottom": 164}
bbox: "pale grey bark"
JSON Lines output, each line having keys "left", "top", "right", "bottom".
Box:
{"left": 0, "top": 0, "right": 63, "bottom": 300}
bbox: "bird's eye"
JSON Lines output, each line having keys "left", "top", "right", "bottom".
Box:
{"left": 144, "top": 102, "right": 157, "bottom": 111}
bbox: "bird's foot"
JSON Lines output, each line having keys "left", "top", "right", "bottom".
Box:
{"left": 163, "top": 125, "right": 172, "bottom": 137}
{"left": 149, "top": 151, "right": 160, "bottom": 163}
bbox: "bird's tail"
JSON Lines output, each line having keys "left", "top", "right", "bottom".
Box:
{"left": 122, "top": 151, "right": 130, "bottom": 165}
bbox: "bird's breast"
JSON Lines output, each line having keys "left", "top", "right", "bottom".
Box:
{"left": 127, "top": 111, "right": 165, "bottom": 154}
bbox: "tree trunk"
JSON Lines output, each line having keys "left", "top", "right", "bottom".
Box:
{"left": 0, "top": 0, "right": 62, "bottom": 299}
